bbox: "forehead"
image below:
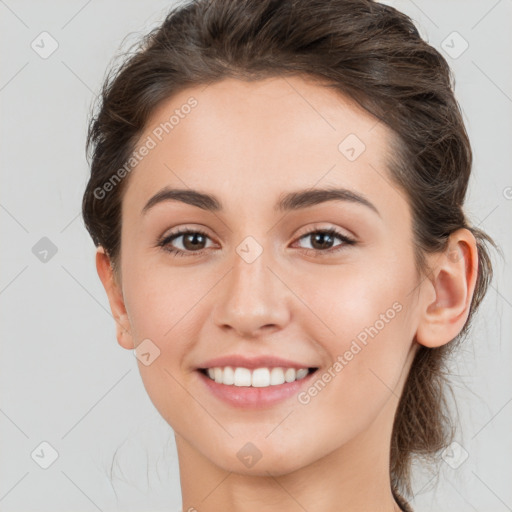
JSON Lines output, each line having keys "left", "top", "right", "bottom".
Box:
{"left": 123, "top": 75, "right": 405, "bottom": 220}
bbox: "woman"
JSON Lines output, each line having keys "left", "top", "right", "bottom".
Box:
{"left": 82, "top": 1, "right": 496, "bottom": 510}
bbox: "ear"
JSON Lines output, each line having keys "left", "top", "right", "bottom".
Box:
{"left": 95, "top": 246, "right": 134, "bottom": 350}
{"left": 415, "top": 228, "right": 479, "bottom": 348}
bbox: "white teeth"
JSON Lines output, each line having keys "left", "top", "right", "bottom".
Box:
{"left": 203, "top": 366, "right": 312, "bottom": 387}
{"left": 222, "top": 366, "right": 235, "bottom": 385}
{"left": 270, "top": 367, "right": 285, "bottom": 385}
{"left": 233, "top": 367, "right": 252, "bottom": 387}
{"left": 284, "top": 368, "right": 296, "bottom": 383}
{"left": 251, "top": 368, "right": 269, "bottom": 387}
{"left": 296, "top": 368, "right": 309, "bottom": 380}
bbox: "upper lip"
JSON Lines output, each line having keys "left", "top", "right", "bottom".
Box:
{"left": 197, "top": 354, "right": 319, "bottom": 370}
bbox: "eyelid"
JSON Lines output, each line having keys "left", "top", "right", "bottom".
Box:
{"left": 157, "top": 223, "right": 214, "bottom": 241}
{"left": 295, "top": 222, "right": 356, "bottom": 240}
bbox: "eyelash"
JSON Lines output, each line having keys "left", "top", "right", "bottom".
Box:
{"left": 156, "top": 226, "right": 356, "bottom": 258}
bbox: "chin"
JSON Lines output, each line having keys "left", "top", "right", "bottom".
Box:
{"left": 208, "top": 438, "right": 314, "bottom": 477}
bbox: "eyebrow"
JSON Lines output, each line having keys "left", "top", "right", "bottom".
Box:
{"left": 141, "top": 186, "right": 380, "bottom": 217}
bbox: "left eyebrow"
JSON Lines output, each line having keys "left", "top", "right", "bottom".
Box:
{"left": 141, "top": 186, "right": 380, "bottom": 218}
{"left": 275, "top": 187, "right": 380, "bottom": 217}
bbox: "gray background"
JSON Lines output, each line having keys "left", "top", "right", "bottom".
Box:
{"left": 0, "top": 0, "right": 511, "bottom": 511}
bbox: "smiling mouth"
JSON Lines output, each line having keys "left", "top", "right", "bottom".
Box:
{"left": 198, "top": 366, "right": 319, "bottom": 388}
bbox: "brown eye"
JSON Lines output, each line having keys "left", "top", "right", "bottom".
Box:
{"left": 180, "top": 232, "right": 207, "bottom": 251}
{"left": 306, "top": 231, "right": 336, "bottom": 250}
{"left": 158, "top": 228, "right": 213, "bottom": 257}
{"left": 294, "top": 228, "right": 356, "bottom": 256}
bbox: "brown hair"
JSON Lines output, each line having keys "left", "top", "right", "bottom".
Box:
{"left": 82, "top": 0, "right": 497, "bottom": 498}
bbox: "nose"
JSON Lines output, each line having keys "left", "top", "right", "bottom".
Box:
{"left": 212, "top": 246, "right": 292, "bottom": 338}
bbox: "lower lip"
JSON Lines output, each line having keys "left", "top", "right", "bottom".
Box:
{"left": 196, "top": 369, "right": 318, "bottom": 409}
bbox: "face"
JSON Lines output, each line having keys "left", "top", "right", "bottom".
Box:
{"left": 107, "top": 75, "right": 424, "bottom": 475}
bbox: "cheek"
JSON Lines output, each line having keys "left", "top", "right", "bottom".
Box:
{"left": 122, "top": 252, "right": 205, "bottom": 342}
{"left": 297, "top": 258, "right": 409, "bottom": 343}
{"left": 295, "top": 257, "right": 415, "bottom": 410}
{"left": 121, "top": 264, "right": 208, "bottom": 420}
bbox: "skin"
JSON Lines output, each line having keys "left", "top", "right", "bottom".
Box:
{"left": 96, "top": 75, "right": 478, "bottom": 512}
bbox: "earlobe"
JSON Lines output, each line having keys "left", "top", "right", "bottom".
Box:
{"left": 415, "top": 228, "right": 479, "bottom": 349}
{"left": 95, "top": 246, "right": 134, "bottom": 350}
